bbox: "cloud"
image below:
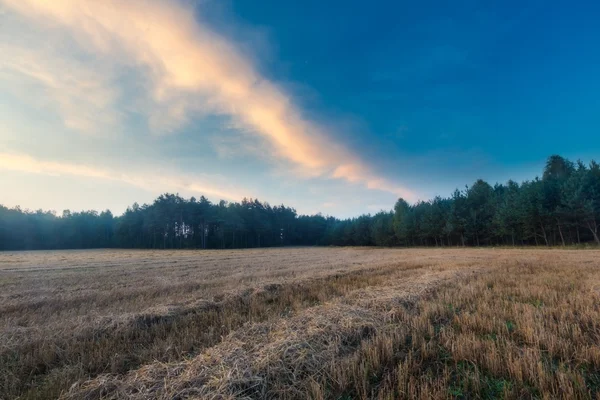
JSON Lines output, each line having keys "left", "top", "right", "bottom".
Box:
{"left": 0, "top": 152, "right": 246, "bottom": 201}
{"left": 333, "top": 164, "right": 413, "bottom": 199}
{"left": 0, "top": 0, "right": 416, "bottom": 200}
{"left": 0, "top": 43, "right": 120, "bottom": 136}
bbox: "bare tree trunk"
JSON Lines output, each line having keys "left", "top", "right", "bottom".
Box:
{"left": 587, "top": 221, "right": 600, "bottom": 245}
{"left": 179, "top": 214, "right": 183, "bottom": 249}
{"left": 540, "top": 223, "right": 549, "bottom": 246}
{"left": 557, "top": 220, "right": 566, "bottom": 246}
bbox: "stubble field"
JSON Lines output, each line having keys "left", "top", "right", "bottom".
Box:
{"left": 1, "top": 247, "right": 599, "bottom": 399}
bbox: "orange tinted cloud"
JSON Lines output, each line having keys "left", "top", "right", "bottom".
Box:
{"left": 0, "top": 0, "right": 416, "bottom": 200}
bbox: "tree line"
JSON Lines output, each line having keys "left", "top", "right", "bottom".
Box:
{"left": 0, "top": 155, "right": 598, "bottom": 251}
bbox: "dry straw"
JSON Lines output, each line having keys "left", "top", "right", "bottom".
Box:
{"left": 0, "top": 248, "right": 598, "bottom": 399}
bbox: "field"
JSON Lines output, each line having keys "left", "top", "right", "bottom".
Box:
{"left": 1, "top": 248, "right": 599, "bottom": 399}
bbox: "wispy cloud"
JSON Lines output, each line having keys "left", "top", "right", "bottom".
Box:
{"left": 0, "top": 0, "right": 415, "bottom": 200}
{"left": 0, "top": 152, "right": 247, "bottom": 201}
{"left": 0, "top": 43, "right": 120, "bottom": 136}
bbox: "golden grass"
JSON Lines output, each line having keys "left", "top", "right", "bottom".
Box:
{"left": 1, "top": 248, "right": 599, "bottom": 399}
{"left": 320, "top": 255, "right": 600, "bottom": 400}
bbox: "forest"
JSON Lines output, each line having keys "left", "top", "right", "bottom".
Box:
{"left": 1, "top": 155, "right": 598, "bottom": 250}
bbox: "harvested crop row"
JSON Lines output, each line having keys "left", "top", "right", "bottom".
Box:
{"left": 2, "top": 262, "right": 424, "bottom": 399}
{"left": 67, "top": 251, "right": 600, "bottom": 400}
{"left": 2, "top": 248, "right": 597, "bottom": 399}
{"left": 317, "top": 256, "right": 600, "bottom": 399}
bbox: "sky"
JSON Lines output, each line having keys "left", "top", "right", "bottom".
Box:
{"left": 1, "top": 0, "right": 599, "bottom": 218}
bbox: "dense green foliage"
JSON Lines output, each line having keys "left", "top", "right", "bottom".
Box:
{"left": 1, "top": 155, "right": 599, "bottom": 250}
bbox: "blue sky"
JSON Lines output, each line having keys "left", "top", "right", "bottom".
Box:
{"left": 1, "top": 0, "right": 599, "bottom": 217}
